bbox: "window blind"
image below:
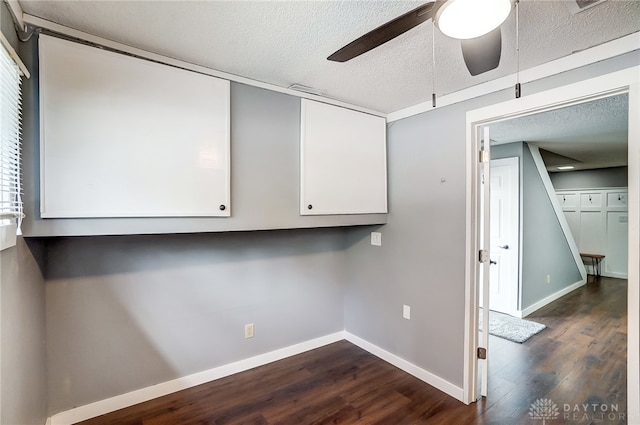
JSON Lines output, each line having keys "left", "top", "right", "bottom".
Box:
{"left": 0, "top": 40, "right": 23, "bottom": 230}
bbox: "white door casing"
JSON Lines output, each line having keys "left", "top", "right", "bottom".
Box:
{"left": 463, "top": 67, "right": 639, "bottom": 421}
{"left": 478, "top": 128, "right": 491, "bottom": 399}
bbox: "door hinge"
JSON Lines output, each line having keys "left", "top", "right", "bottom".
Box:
{"left": 479, "top": 249, "right": 489, "bottom": 263}
{"left": 479, "top": 149, "right": 489, "bottom": 163}
{"left": 477, "top": 347, "right": 487, "bottom": 360}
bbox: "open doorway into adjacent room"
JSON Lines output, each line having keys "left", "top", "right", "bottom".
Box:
{"left": 464, "top": 69, "right": 638, "bottom": 423}
{"left": 476, "top": 93, "right": 629, "bottom": 422}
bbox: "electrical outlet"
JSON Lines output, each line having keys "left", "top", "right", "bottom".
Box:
{"left": 371, "top": 232, "right": 382, "bottom": 246}
{"left": 403, "top": 305, "right": 411, "bottom": 320}
{"left": 244, "top": 323, "right": 254, "bottom": 339}
{"left": 546, "top": 275, "right": 551, "bottom": 284}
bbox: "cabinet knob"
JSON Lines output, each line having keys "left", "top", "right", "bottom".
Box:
{"left": 307, "top": 204, "right": 313, "bottom": 210}
{"left": 219, "top": 204, "right": 226, "bottom": 211}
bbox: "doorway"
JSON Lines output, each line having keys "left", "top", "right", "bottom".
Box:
{"left": 462, "top": 68, "right": 639, "bottom": 423}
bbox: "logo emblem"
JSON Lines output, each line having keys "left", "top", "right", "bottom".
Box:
{"left": 529, "top": 398, "right": 560, "bottom": 424}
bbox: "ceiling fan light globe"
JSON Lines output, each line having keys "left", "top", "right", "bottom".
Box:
{"left": 436, "top": 0, "right": 513, "bottom": 40}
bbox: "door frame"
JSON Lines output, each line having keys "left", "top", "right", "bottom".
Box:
{"left": 462, "top": 67, "right": 639, "bottom": 424}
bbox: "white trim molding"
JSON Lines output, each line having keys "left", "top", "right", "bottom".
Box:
{"left": 5, "top": 0, "right": 26, "bottom": 32}
{"left": 46, "top": 332, "right": 344, "bottom": 425}
{"left": 626, "top": 79, "right": 640, "bottom": 425}
{"left": 344, "top": 332, "right": 465, "bottom": 402}
{"left": 389, "top": 32, "right": 640, "bottom": 123}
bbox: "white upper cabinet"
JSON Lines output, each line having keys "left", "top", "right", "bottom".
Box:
{"left": 300, "top": 99, "right": 387, "bottom": 215}
{"left": 39, "top": 35, "right": 231, "bottom": 218}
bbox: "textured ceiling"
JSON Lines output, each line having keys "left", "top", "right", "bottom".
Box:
{"left": 19, "top": 0, "right": 640, "bottom": 113}
{"left": 489, "top": 93, "right": 629, "bottom": 171}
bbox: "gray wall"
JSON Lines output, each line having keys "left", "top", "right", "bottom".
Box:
{"left": 344, "top": 99, "right": 472, "bottom": 387}
{"left": 20, "top": 35, "right": 385, "bottom": 237}
{"left": 520, "top": 146, "right": 582, "bottom": 309}
{"left": 0, "top": 4, "right": 48, "bottom": 425}
{"left": 344, "top": 52, "right": 638, "bottom": 388}
{"left": 1, "top": 239, "right": 47, "bottom": 425}
{"left": 45, "top": 229, "right": 346, "bottom": 414}
{"left": 491, "top": 141, "right": 524, "bottom": 159}
{"left": 550, "top": 166, "right": 628, "bottom": 190}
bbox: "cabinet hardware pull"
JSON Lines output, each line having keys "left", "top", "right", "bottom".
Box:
{"left": 219, "top": 205, "right": 226, "bottom": 211}
{"left": 307, "top": 204, "right": 313, "bottom": 210}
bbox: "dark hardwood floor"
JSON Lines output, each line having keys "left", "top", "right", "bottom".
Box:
{"left": 77, "top": 277, "right": 627, "bottom": 425}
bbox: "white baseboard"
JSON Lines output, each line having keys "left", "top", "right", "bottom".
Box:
{"left": 519, "top": 279, "right": 586, "bottom": 318}
{"left": 47, "top": 330, "right": 465, "bottom": 424}
{"left": 47, "top": 331, "right": 345, "bottom": 425}
{"left": 601, "top": 272, "right": 629, "bottom": 279}
{"left": 344, "top": 332, "right": 465, "bottom": 402}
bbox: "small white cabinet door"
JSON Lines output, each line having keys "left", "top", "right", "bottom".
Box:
{"left": 300, "top": 99, "right": 387, "bottom": 215}
{"left": 557, "top": 192, "right": 578, "bottom": 207}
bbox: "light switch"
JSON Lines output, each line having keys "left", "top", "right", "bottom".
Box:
{"left": 371, "top": 232, "right": 382, "bottom": 246}
{"left": 403, "top": 305, "right": 411, "bottom": 320}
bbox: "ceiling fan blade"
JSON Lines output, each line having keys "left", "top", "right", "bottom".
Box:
{"left": 460, "top": 27, "right": 502, "bottom": 76}
{"left": 327, "top": 2, "right": 435, "bottom": 62}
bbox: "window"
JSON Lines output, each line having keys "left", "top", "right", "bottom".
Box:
{"left": 0, "top": 36, "right": 26, "bottom": 249}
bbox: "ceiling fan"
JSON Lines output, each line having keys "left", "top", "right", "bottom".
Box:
{"left": 327, "top": 0, "right": 515, "bottom": 76}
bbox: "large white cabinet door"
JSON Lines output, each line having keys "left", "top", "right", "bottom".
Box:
{"left": 300, "top": 99, "right": 387, "bottom": 215}
{"left": 39, "top": 35, "right": 231, "bottom": 218}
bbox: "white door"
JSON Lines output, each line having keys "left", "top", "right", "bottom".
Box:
{"left": 489, "top": 157, "right": 519, "bottom": 316}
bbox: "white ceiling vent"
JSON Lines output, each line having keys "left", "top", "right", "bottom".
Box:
{"left": 566, "top": 0, "right": 608, "bottom": 15}
{"left": 288, "top": 84, "right": 325, "bottom": 97}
